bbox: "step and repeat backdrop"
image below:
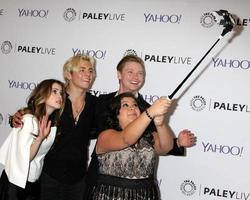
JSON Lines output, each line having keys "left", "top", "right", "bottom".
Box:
{"left": 0, "top": 0, "right": 249, "bottom": 199}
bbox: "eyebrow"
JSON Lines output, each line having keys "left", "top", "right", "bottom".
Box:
{"left": 52, "top": 87, "right": 61, "bottom": 90}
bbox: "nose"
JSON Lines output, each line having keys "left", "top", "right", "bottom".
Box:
{"left": 56, "top": 92, "right": 63, "bottom": 100}
{"left": 85, "top": 71, "right": 90, "bottom": 76}
{"left": 132, "top": 73, "right": 139, "bottom": 80}
{"left": 129, "top": 105, "right": 136, "bottom": 110}
{"left": 85, "top": 70, "right": 93, "bottom": 77}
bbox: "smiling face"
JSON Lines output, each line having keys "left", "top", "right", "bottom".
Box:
{"left": 68, "top": 60, "right": 95, "bottom": 91}
{"left": 63, "top": 55, "right": 96, "bottom": 91}
{"left": 45, "top": 82, "right": 64, "bottom": 114}
{"left": 117, "top": 61, "right": 145, "bottom": 94}
{"left": 117, "top": 96, "right": 141, "bottom": 129}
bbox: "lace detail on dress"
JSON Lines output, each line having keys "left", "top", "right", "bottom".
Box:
{"left": 98, "top": 137, "right": 156, "bottom": 179}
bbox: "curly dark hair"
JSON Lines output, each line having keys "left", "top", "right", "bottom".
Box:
{"left": 103, "top": 92, "right": 153, "bottom": 144}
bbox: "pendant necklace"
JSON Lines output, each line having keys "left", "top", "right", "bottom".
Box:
{"left": 73, "top": 101, "right": 85, "bottom": 124}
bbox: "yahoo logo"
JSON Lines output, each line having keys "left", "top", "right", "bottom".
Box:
{"left": 142, "top": 94, "right": 160, "bottom": 104}
{"left": 72, "top": 48, "right": 107, "bottom": 59}
{"left": 8, "top": 80, "right": 37, "bottom": 91}
{"left": 144, "top": 13, "right": 182, "bottom": 24}
{"left": 212, "top": 57, "right": 250, "bottom": 70}
{"left": 18, "top": 8, "right": 49, "bottom": 18}
{"left": 202, "top": 142, "right": 244, "bottom": 157}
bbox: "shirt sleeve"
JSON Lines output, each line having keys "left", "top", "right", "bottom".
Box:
{"left": 2, "top": 114, "right": 38, "bottom": 188}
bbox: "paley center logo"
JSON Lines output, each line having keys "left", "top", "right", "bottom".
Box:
{"left": 1, "top": 41, "right": 13, "bottom": 54}
{"left": 234, "top": 16, "right": 250, "bottom": 27}
{"left": 141, "top": 51, "right": 192, "bottom": 66}
{"left": 0, "top": 40, "right": 56, "bottom": 55}
{"left": 123, "top": 49, "right": 138, "bottom": 57}
{"left": 123, "top": 48, "right": 192, "bottom": 69}
{"left": 180, "top": 180, "right": 197, "bottom": 196}
{"left": 63, "top": 8, "right": 125, "bottom": 22}
{"left": 190, "top": 95, "right": 250, "bottom": 113}
{"left": 200, "top": 12, "right": 249, "bottom": 28}
{"left": 180, "top": 180, "right": 250, "bottom": 199}
{"left": 190, "top": 95, "right": 207, "bottom": 111}
{"left": 200, "top": 12, "right": 216, "bottom": 28}
{"left": 63, "top": 8, "right": 77, "bottom": 22}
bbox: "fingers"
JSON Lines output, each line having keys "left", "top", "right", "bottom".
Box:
{"left": 38, "top": 114, "right": 51, "bottom": 139}
{"left": 150, "top": 97, "right": 172, "bottom": 116}
{"left": 13, "top": 113, "right": 23, "bottom": 128}
{"left": 40, "top": 115, "right": 50, "bottom": 130}
{"left": 161, "top": 98, "right": 171, "bottom": 114}
{"left": 46, "top": 120, "right": 52, "bottom": 130}
{"left": 187, "top": 133, "right": 197, "bottom": 147}
{"left": 178, "top": 130, "right": 197, "bottom": 147}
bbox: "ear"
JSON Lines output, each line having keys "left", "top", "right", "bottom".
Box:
{"left": 65, "top": 71, "right": 72, "bottom": 81}
{"left": 117, "top": 71, "right": 121, "bottom": 81}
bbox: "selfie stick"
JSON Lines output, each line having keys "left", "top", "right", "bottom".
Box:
{"left": 168, "top": 10, "right": 235, "bottom": 100}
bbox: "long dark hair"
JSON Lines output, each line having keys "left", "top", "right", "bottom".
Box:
{"left": 23, "top": 79, "right": 66, "bottom": 126}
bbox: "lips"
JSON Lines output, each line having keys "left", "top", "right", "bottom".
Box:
{"left": 56, "top": 100, "right": 62, "bottom": 105}
{"left": 82, "top": 79, "right": 91, "bottom": 84}
{"left": 128, "top": 113, "right": 138, "bottom": 118}
{"left": 130, "top": 80, "right": 140, "bottom": 85}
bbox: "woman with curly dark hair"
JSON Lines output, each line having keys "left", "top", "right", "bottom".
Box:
{"left": 88, "top": 92, "right": 174, "bottom": 200}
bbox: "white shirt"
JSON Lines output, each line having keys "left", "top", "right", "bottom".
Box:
{"left": 0, "top": 114, "right": 56, "bottom": 188}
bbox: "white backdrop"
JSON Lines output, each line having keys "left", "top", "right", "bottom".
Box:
{"left": 0, "top": 0, "right": 250, "bottom": 199}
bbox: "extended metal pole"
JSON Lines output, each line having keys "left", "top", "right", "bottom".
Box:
{"left": 168, "top": 36, "right": 222, "bottom": 99}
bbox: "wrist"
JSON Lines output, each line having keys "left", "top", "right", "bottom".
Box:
{"left": 176, "top": 138, "right": 181, "bottom": 147}
{"left": 8, "top": 115, "right": 14, "bottom": 128}
{"left": 145, "top": 109, "right": 153, "bottom": 120}
{"left": 35, "top": 135, "right": 44, "bottom": 143}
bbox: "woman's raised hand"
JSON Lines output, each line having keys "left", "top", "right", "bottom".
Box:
{"left": 38, "top": 115, "right": 51, "bottom": 141}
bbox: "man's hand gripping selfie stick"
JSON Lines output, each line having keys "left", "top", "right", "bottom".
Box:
{"left": 168, "top": 10, "right": 236, "bottom": 100}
